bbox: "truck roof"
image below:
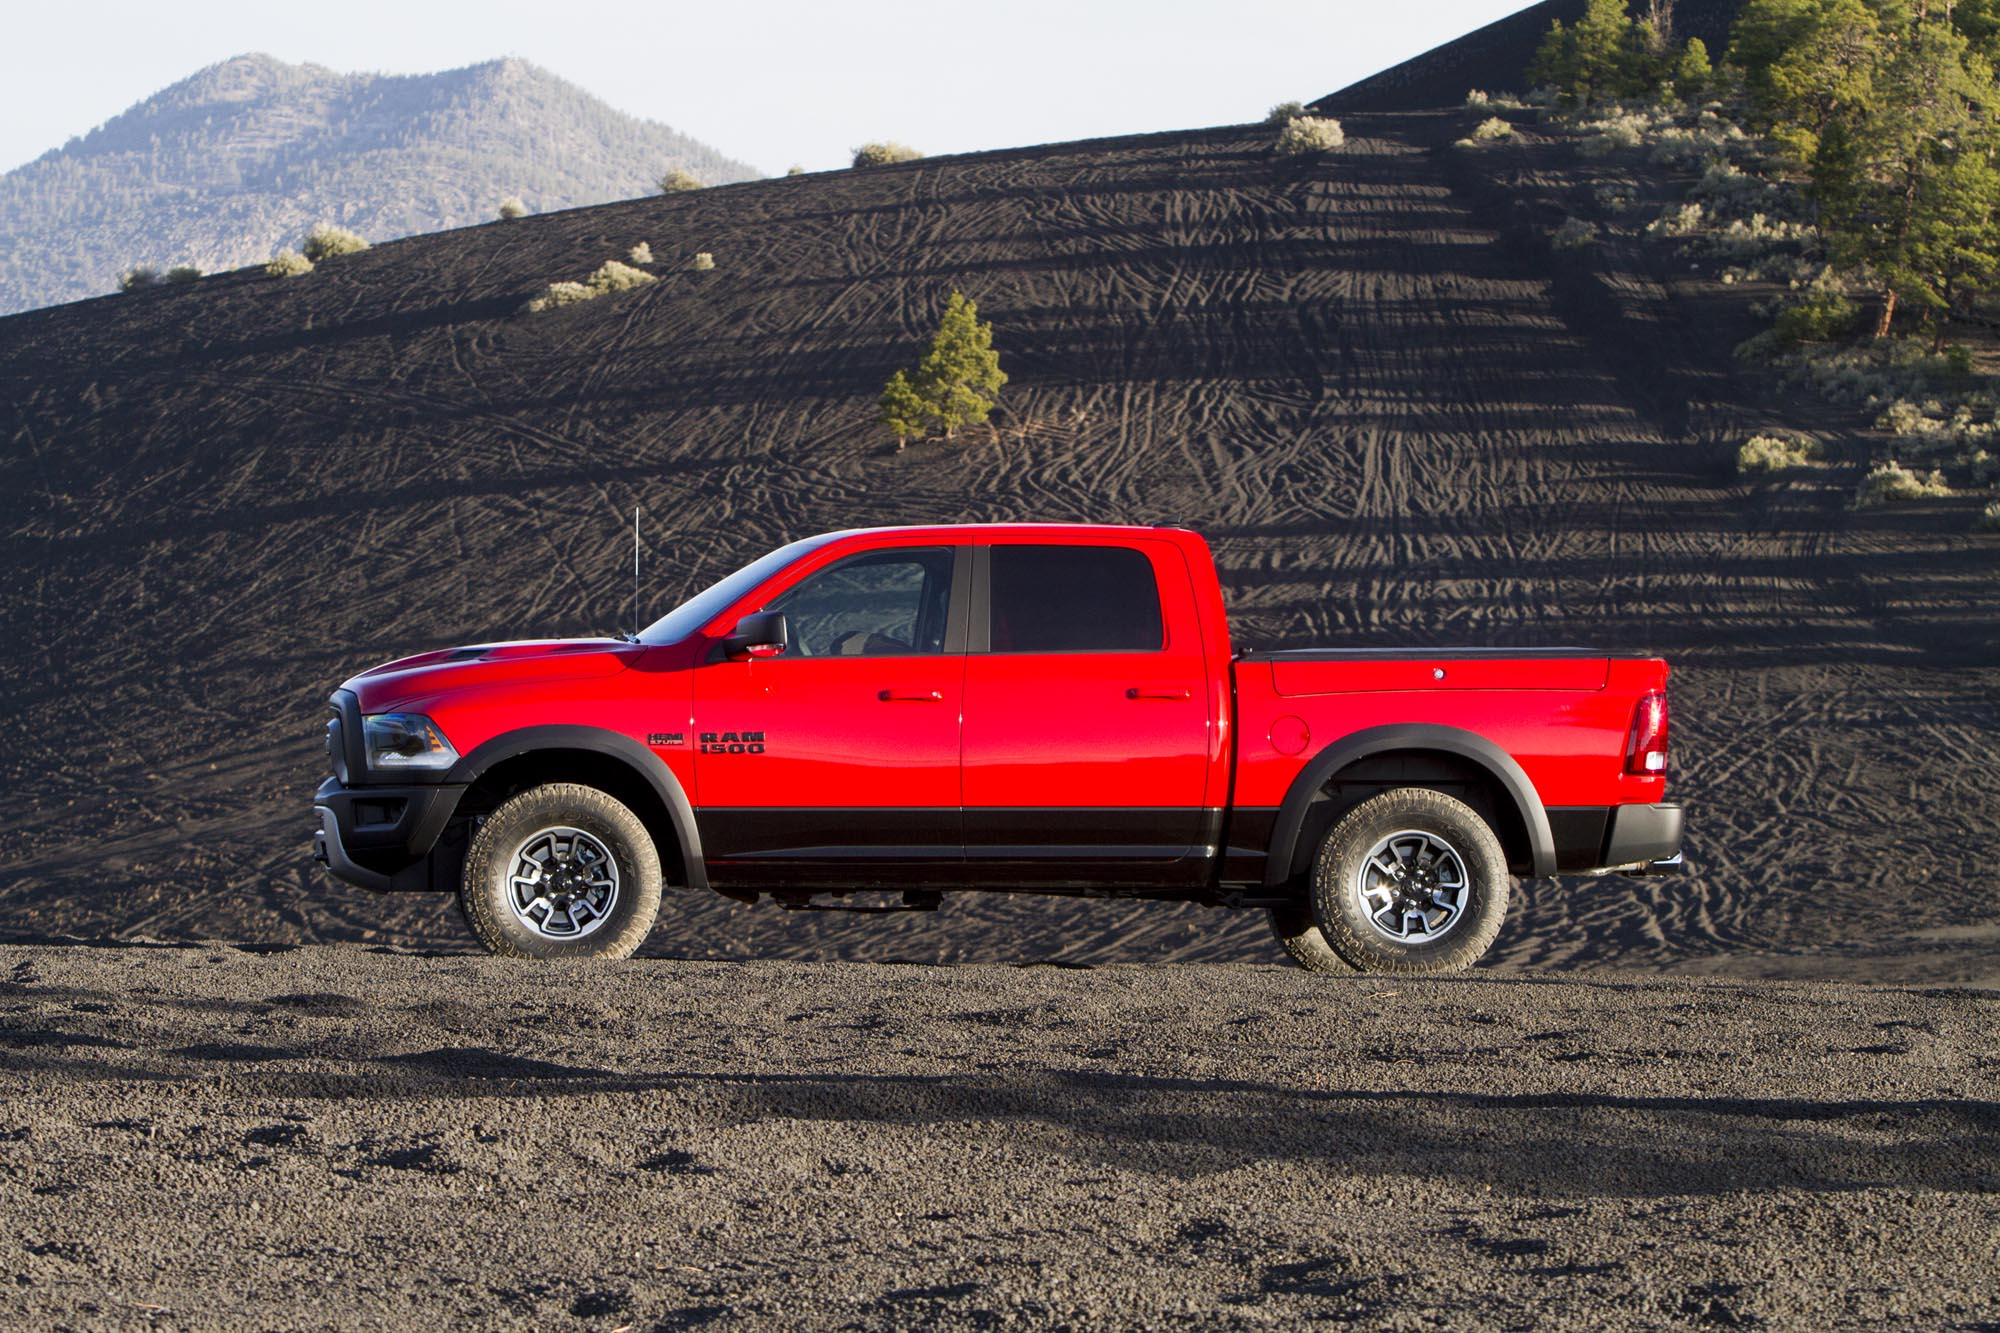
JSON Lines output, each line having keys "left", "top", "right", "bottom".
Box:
{"left": 811, "top": 522, "right": 1198, "bottom": 543}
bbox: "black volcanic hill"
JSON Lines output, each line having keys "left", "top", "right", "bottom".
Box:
{"left": 1324, "top": 0, "right": 1744, "bottom": 111}
{"left": 0, "top": 48, "right": 1994, "bottom": 979}
{"left": 0, "top": 53, "right": 757, "bottom": 314}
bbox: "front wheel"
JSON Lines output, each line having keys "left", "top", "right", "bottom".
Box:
{"left": 1266, "top": 900, "right": 1353, "bottom": 973}
{"left": 1309, "top": 788, "right": 1511, "bottom": 974}
{"left": 459, "top": 783, "right": 662, "bottom": 959}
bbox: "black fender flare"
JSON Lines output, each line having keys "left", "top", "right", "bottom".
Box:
{"left": 445, "top": 725, "right": 709, "bottom": 893}
{"left": 1263, "top": 723, "right": 1556, "bottom": 886}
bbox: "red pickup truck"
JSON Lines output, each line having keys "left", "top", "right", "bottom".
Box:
{"left": 313, "top": 524, "right": 1682, "bottom": 972}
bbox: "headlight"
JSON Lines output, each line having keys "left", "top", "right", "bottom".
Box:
{"left": 362, "top": 714, "right": 459, "bottom": 773}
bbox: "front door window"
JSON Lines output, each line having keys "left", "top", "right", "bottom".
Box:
{"left": 766, "top": 549, "right": 953, "bottom": 657}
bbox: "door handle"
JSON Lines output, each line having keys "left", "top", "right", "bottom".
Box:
{"left": 1126, "top": 687, "right": 1192, "bottom": 701}
{"left": 878, "top": 689, "right": 944, "bottom": 702}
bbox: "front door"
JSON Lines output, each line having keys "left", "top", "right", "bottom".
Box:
{"left": 694, "top": 543, "right": 967, "bottom": 888}
{"left": 960, "top": 540, "right": 1214, "bottom": 887}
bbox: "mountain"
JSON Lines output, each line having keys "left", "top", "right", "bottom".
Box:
{"left": 0, "top": 53, "right": 758, "bottom": 314}
{"left": 0, "top": 16, "right": 1993, "bottom": 983}
{"left": 1322, "top": 0, "right": 1743, "bottom": 111}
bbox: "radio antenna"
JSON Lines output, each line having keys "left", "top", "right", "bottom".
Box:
{"left": 632, "top": 506, "right": 641, "bottom": 641}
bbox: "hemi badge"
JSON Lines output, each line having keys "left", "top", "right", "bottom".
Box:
{"left": 648, "top": 732, "right": 684, "bottom": 747}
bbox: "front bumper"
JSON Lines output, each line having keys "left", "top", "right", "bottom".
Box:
{"left": 312, "top": 777, "right": 466, "bottom": 892}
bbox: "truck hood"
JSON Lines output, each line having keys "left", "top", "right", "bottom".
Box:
{"left": 344, "top": 638, "right": 641, "bottom": 711}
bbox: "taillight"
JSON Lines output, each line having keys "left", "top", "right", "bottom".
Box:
{"left": 1626, "top": 691, "right": 1669, "bottom": 775}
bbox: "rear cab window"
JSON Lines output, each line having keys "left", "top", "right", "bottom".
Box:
{"left": 986, "top": 544, "right": 1164, "bottom": 653}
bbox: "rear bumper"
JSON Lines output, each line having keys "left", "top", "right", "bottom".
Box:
{"left": 311, "top": 777, "right": 465, "bottom": 892}
{"left": 1605, "top": 801, "right": 1685, "bottom": 876}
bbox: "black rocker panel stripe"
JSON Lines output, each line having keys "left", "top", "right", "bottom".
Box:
{"left": 699, "top": 806, "right": 1219, "bottom": 891}
{"left": 701, "top": 808, "right": 959, "bottom": 862}
{"left": 961, "top": 807, "right": 1204, "bottom": 858}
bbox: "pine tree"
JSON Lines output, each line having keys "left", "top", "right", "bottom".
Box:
{"left": 911, "top": 290, "right": 1007, "bottom": 441}
{"left": 877, "top": 369, "right": 929, "bottom": 450}
{"left": 1571, "top": 0, "right": 1642, "bottom": 101}
{"left": 1529, "top": 19, "right": 1576, "bottom": 94}
{"left": 1529, "top": 0, "right": 1711, "bottom": 103}
{"left": 1813, "top": 21, "right": 2000, "bottom": 337}
{"left": 1954, "top": 0, "right": 2000, "bottom": 68}
{"left": 1903, "top": 144, "right": 2000, "bottom": 345}
{"left": 1531, "top": 0, "right": 1637, "bottom": 102}
{"left": 1734, "top": 0, "right": 1884, "bottom": 162}
{"left": 1675, "top": 37, "right": 1714, "bottom": 99}
{"left": 1617, "top": 18, "right": 1672, "bottom": 97}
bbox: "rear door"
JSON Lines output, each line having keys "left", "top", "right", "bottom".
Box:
{"left": 960, "top": 539, "right": 1214, "bottom": 887}
{"left": 693, "top": 542, "right": 969, "bottom": 888}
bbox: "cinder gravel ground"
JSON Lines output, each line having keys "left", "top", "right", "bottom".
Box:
{"left": 2, "top": 944, "right": 1994, "bottom": 1330}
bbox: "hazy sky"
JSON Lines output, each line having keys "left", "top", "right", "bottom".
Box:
{"left": 0, "top": 1, "right": 1537, "bottom": 176}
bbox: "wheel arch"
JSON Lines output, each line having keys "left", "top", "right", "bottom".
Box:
{"left": 1263, "top": 723, "right": 1556, "bottom": 886}
{"left": 447, "top": 726, "right": 709, "bottom": 893}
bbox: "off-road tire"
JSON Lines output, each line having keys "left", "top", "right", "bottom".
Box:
{"left": 1309, "top": 787, "right": 1510, "bottom": 974}
{"left": 1266, "top": 900, "right": 1354, "bottom": 973}
{"left": 459, "top": 783, "right": 661, "bottom": 960}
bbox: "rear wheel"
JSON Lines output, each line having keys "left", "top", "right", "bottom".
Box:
{"left": 1309, "top": 788, "right": 1510, "bottom": 974}
{"left": 459, "top": 783, "right": 661, "bottom": 959}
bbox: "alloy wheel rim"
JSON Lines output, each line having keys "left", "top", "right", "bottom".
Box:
{"left": 506, "top": 825, "right": 621, "bottom": 940}
{"left": 1353, "top": 829, "right": 1470, "bottom": 943}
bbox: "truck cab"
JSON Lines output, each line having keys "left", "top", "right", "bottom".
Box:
{"left": 314, "top": 523, "right": 1682, "bottom": 971}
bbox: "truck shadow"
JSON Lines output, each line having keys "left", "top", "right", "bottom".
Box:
{"left": 3, "top": 1021, "right": 1992, "bottom": 1198}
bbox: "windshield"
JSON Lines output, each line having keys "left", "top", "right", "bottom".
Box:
{"left": 637, "top": 533, "right": 843, "bottom": 645}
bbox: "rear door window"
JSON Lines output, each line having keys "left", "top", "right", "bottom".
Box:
{"left": 987, "top": 545, "right": 1163, "bottom": 653}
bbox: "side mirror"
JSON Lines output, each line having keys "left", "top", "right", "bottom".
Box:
{"left": 723, "top": 611, "right": 789, "bottom": 661}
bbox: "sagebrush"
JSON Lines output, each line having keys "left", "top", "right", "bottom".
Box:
{"left": 1552, "top": 217, "right": 1597, "bottom": 250}
{"left": 302, "top": 224, "right": 369, "bottom": 261}
{"left": 1856, "top": 460, "right": 1951, "bottom": 506}
{"left": 853, "top": 142, "right": 923, "bottom": 168}
{"left": 1275, "top": 116, "right": 1345, "bottom": 154}
{"left": 588, "top": 260, "right": 655, "bottom": 293}
{"left": 264, "top": 249, "right": 314, "bottom": 278}
{"left": 524, "top": 281, "right": 597, "bottom": 313}
{"left": 523, "top": 256, "right": 658, "bottom": 313}
{"left": 1736, "top": 434, "right": 1820, "bottom": 473}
